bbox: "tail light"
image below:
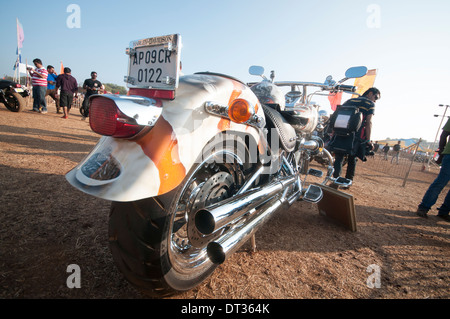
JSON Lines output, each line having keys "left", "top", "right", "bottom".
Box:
{"left": 14, "top": 84, "right": 22, "bottom": 88}
{"left": 89, "top": 96, "right": 145, "bottom": 138}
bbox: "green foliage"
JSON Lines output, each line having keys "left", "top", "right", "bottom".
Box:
{"left": 103, "top": 83, "right": 127, "bottom": 94}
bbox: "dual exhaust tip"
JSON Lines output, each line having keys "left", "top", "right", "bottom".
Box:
{"left": 194, "top": 210, "right": 216, "bottom": 236}
{"left": 194, "top": 180, "right": 323, "bottom": 265}
{"left": 193, "top": 176, "right": 299, "bottom": 265}
{"left": 193, "top": 208, "right": 227, "bottom": 264}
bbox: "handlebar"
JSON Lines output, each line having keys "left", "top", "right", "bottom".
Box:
{"left": 334, "top": 84, "right": 356, "bottom": 92}
{"left": 273, "top": 80, "right": 359, "bottom": 107}
{"left": 274, "top": 81, "right": 356, "bottom": 93}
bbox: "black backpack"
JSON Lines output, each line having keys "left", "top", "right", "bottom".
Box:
{"left": 327, "top": 104, "right": 364, "bottom": 156}
{"left": 328, "top": 105, "right": 363, "bottom": 137}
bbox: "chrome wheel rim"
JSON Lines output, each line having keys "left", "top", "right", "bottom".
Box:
{"left": 168, "top": 150, "right": 244, "bottom": 275}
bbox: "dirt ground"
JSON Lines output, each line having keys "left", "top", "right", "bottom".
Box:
{"left": 0, "top": 101, "right": 449, "bottom": 300}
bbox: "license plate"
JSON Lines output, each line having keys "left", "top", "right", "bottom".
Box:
{"left": 126, "top": 34, "right": 181, "bottom": 90}
{"left": 14, "top": 88, "right": 24, "bottom": 93}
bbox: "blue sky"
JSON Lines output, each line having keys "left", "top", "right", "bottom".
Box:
{"left": 1, "top": 0, "right": 450, "bottom": 143}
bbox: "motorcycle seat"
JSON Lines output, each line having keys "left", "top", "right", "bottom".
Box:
{"left": 262, "top": 104, "right": 297, "bottom": 152}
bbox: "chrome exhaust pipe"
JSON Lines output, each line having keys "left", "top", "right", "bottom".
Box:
{"left": 299, "top": 136, "right": 323, "bottom": 153}
{"left": 207, "top": 196, "right": 287, "bottom": 264}
{"left": 194, "top": 176, "right": 297, "bottom": 236}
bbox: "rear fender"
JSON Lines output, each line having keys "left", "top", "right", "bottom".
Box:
{"left": 66, "top": 74, "right": 266, "bottom": 202}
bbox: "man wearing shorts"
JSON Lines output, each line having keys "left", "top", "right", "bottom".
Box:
{"left": 56, "top": 67, "right": 78, "bottom": 119}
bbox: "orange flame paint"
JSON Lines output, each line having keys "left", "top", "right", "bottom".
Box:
{"left": 136, "top": 116, "right": 186, "bottom": 195}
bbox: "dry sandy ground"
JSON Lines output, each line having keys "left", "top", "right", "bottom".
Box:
{"left": 0, "top": 102, "right": 448, "bottom": 301}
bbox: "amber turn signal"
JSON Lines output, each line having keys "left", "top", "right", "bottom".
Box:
{"left": 228, "top": 99, "right": 253, "bottom": 124}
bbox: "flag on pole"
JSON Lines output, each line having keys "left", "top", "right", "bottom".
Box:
{"left": 328, "top": 91, "right": 343, "bottom": 111}
{"left": 13, "top": 54, "right": 22, "bottom": 70}
{"left": 17, "top": 18, "right": 24, "bottom": 49}
{"left": 352, "top": 69, "right": 377, "bottom": 98}
{"left": 60, "top": 61, "right": 64, "bottom": 74}
{"left": 14, "top": 19, "right": 24, "bottom": 73}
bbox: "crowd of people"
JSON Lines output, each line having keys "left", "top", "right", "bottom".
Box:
{"left": 26, "top": 58, "right": 103, "bottom": 119}
{"left": 371, "top": 140, "right": 402, "bottom": 163}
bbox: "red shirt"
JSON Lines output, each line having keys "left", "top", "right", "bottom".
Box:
{"left": 31, "top": 68, "right": 48, "bottom": 86}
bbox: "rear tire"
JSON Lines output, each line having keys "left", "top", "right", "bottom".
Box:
{"left": 4, "top": 91, "right": 25, "bottom": 112}
{"left": 108, "top": 133, "right": 252, "bottom": 296}
{"left": 80, "top": 102, "right": 89, "bottom": 117}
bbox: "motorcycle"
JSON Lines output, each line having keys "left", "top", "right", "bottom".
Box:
{"left": 272, "top": 67, "right": 368, "bottom": 183}
{"left": 0, "top": 79, "right": 30, "bottom": 112}
{"left": 80, "top": 86, "right": 104, "bottom": 118}
{"left": 66, "top": 33, "right": 365, "bottom": 296}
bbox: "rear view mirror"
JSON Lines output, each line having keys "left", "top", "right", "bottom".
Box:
{"left": 324, "top": 75, "right": 335, "bottom": 86}
{"left": 345, "top": 66, "right": 368, "bottom": 79}
{"left": 249, "top": 65, "right": 265, "bottom": 76}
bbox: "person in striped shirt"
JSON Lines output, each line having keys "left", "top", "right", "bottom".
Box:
{"left": 27, "top": 58, "right": 48, "bottom": 113}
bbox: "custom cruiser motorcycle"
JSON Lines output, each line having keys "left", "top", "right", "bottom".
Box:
{"left": 66, "top": 34, "right": 366, "bottom": 296}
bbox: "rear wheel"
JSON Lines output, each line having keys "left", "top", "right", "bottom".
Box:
{"left": 3, "top": 91, "right": 25, "bottom": 112}
{"left": 108, "top": 134, "right": 252, "bottom": 296}
{"left": 80, "top": 100, "right": 89, "bottom": 117}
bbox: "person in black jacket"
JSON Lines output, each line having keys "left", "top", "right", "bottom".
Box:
{"left": 382, "top": 143, "right": 390, "bottom": 160}
{"left": 391, "top": 141, "right": 401, "bottom": 164}
{"left": 56, "top": 67, "right": 78, "bottom": 119}
{"left": 81, "top": 71, "right": 103, "bottom": 120}
{"left": 332, "top": 88, "right": 381, "bottom": 183}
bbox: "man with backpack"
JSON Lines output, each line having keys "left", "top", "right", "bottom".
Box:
{"left": 329, "top": 87, "right": 381, "bottom": 185}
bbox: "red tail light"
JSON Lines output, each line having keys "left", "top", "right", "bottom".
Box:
{"left": 89, "top": 96, "right": 144, "bottom": 138}
{"left": 14, "top": 84, "right": 22, "bottom": 88}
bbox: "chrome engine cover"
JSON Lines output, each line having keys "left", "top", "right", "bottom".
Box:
{"left": 282, "top": 104, "right": 319, "bottom": 135}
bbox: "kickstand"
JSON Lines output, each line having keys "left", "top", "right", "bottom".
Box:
{"left": 251, "top": 234, "right": 257, "bottom": 253}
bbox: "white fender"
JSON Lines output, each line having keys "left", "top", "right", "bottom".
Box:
{"left": 66, "top": 74, "right": 265, "bottom": 202}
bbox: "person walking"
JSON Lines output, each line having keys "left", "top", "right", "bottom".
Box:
{"left": 27, "top": 58, "right": 48, "bottom": 113}
{"left": 373, "top": 141, "right": 380, "bottom": 153}
{"left": 382, "top": 143, "right": 390, "bottom": 160}
{"left": 391, "top": 141, "right": 401, "bottom": 164}
{"left": 416, "top": 118, "right": 450, "bottom": 222}
{"left": 45, "top": 65, "right": 61, "bottom": 114}
{"left": 56, "top": 67, "right": 78, "bottom": 119}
